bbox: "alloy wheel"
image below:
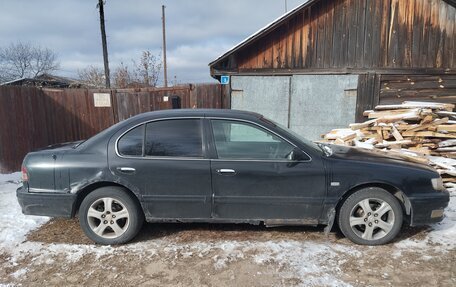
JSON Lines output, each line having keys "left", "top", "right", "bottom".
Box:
{"left": 87, "top": 197, "right": 130, "bottom": 239}
{"left": 349, "top": 198, "right": 395, "bottom": 241}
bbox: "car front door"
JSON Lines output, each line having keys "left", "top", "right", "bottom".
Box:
{"left": 109, "top": 118, "right": 212, "bottom": 219}
{"left": 208, "top": 119, "right": 326, "bottom": 223}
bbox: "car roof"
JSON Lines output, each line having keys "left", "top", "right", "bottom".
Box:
{"left": 128, "top": 109, "right": 263, "bottom": 122}
{"left": 79, "top": 109, "right": 266, "bottom": 151}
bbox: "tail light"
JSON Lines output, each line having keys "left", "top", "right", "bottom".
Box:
{"left": 21, "top": 165, "right": 29, "bottom": 182}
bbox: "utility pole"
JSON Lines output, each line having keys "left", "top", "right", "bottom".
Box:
{"left": 162, "top": 5, "right": 168, "bottom": 87}
{"left": 98, "top": 0, "right": 111, "bottom": 88}
{"left": 285, "top": 0, "right": 288, "bottom": 13}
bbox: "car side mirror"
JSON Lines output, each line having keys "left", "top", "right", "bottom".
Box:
{"left": 287, "top": 148, "right": 307, "bottom": 161}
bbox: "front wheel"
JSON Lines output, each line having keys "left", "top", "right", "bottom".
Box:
{"left": 79, "top": 186, "right": 144, "bottom": 245}
{"left": 338, "top": 187, "right": 403, "bottom": 245}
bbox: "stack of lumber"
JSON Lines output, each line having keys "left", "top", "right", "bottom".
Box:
{"left": 322, "top": 101, "right": 456, "bottom": 191}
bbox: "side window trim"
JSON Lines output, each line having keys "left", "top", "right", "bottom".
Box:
{"left": 142, "top": 123, "right": 146, "bottom": 157}
{"left": 207, "top": 118, "right": 312, "bottom": 162}
{"left": 115, "top": 117, "right": 207, "bottom": 160}
{"left": 117, "top": 124, "right": 145, "bottom": 157}
{"left": 205, "top": 118, "right": 219, "bottom": 160}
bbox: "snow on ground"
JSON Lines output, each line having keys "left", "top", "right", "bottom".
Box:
{"left": 0, "top": 173, "right": 49, "bottom": 251}
{"left": 394, "top": 189, "right": 456, "bottom": 253}
{"left": 0, "top": 173, "right": 455, "bottom": 286}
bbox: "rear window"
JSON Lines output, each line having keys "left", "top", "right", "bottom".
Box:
{"left": 117, "top": 125, "right": 144, "bottom": 156}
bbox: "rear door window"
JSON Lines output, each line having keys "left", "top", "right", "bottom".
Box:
{"left": 145, "top": 119, "right": 203, "bottom": 158}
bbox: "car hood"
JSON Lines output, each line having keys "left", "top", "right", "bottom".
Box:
{"left": 326, "top": 144, "right": 436, "bottom": 172}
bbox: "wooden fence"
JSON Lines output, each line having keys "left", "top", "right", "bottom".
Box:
{"left": 0, "top": 84, "right": 230, "bottom": 172}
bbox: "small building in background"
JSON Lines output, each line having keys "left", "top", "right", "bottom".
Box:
{"left": 210, "top": 0, "right": 456, "bottom": 140}
{"left": 0, "top": 73, "right": 85, "bottom": 88}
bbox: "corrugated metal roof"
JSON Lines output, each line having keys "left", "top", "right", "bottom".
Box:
{"left": 0, "top": 77, "right": 27, "bottom": 86}
{"left": 0, "top": 74, "right": 83, "bottom": 87}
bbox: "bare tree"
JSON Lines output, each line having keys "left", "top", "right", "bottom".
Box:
{"left": 0, "top": 42, "right": 59, "bottom": 82}
{"left": 132, "top": 51, "right": 162, "bottom": 87}
{"left": 113, "top": 62, "right": 131, "bottom": 88}
{"left": 77, "top": 65, "right": 105, "bottom": 88}
{"left": 80, "top": 50, "right": 162, "bottom": 89}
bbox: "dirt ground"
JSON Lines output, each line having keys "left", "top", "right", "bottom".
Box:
{"left": 1, "top": 219, "right": 454, "bottom": 287}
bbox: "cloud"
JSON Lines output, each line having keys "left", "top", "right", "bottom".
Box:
{"left": 0, "top": 0, "right": 305, "bottom": 83}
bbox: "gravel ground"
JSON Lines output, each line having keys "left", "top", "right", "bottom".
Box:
{"left": 0, "top": 219, "right": 454, "bottom": 287}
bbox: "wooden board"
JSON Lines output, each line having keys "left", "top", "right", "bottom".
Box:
{"left": 212, "top": 0, "right": 456, "bottom": 73}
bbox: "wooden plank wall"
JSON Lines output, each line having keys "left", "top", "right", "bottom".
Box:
{"left": 113, "top": 86, "right": 192, "bottom": 121}
{"left": 356, "top": 73, "right": 381, "bottom": 122}
{"left": 214, "top": 0, "right": 456, "bottom": 72}
{"left": 0, "top": 84, "right": 228, "bottom": 172}
{"left": 356, "top": 73, "right": 456, "bottom": 122}
{"left": 379, "top": 74, "right": 456, "bottom": 104}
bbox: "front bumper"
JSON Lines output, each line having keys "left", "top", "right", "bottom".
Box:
{"left": 409, "top": 190, "right": 450, "bottom": 226}
{"left": 16, "top": 185, "right": 77, "bottom": 218}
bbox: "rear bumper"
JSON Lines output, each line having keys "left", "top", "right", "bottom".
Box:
{"left": 409, "top": 190, "right": 450, "bottom": 226}
{"left": 16, "top": 185, "right": 77, "bottom": 218}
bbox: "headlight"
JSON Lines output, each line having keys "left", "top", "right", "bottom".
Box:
{"left": 431, "top": 177, "right": 445, "bottom": 191}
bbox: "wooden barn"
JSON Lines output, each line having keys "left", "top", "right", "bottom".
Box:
{"left": 209, "top": 0, "right": 456, "bottom": 140}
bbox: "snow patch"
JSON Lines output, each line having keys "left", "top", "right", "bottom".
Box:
{"left": 0, "top": 173, "right": 49, "bottom": 251}
{"left": 427, "top": 190, "right": 456, "bottom": 248}
{"left": 0, "top": 172, "right": 22, "bottom": 183}
{"left": 11, "top": 268, "right": 28, "bottom": 279}
{"left": 251, "top": 241, "right": 355, "bottom": 287}
{"left": 212, "top": 242, "right": 245, "bottom": 269}
{"left": 395, "top": 190, "right": 456, "bottom": 253}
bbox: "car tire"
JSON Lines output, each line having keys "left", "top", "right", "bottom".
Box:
{"left": 338, "top": 187, "right": 403, "bottom": 245}
{"left": 79, "top": 186, "right": 144, "bottom": 245}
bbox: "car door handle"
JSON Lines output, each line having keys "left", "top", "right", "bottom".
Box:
{"left": 216, "top": 169, "right": 236, "bottom": 175}
{"left": 117, "top": 167, "right": 136, "bottom": 174}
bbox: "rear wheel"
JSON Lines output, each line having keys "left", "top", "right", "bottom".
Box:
{"left": 79, "top": 186, "right": 144, "bottom": 245}
{"left": 338, "top": 187, "right": 403, "bottom": 245}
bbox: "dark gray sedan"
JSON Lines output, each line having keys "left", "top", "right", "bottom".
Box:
{"left": 17, "top": 109, "right": 449, "bottom": 245}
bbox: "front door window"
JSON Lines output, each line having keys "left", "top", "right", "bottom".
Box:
{"left": 211, "top": 120, "right": 297, "bottom": 160}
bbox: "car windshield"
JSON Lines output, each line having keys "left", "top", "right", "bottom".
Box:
{"left": 260, "top": 117, "right": 327, "bottom": 155}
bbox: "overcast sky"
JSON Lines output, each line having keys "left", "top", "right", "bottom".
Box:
{"left": 0, "top": 0, "right": 305, "bottom": 84}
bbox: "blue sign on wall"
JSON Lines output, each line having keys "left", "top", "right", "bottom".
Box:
{"left": 220, "top": 75, "right": 230, "bottom": 85}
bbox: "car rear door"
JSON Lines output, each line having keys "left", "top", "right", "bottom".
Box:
{"left": 109, "top": 118, "right": 212, "bottom": 219}
{"left": 208, "top": 119, "right": 326, "bottom": 223}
